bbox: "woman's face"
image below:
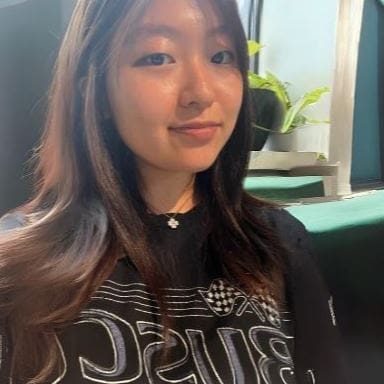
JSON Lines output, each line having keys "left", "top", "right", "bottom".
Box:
{"left": 107, "top": 0, "right": 243, "bottom": 177}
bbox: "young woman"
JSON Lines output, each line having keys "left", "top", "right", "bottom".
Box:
{"left": 0, "top": 0, "right": 347, "bottom": 383}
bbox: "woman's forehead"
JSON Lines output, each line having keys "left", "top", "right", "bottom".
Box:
{"left": 129, "top": 0, "right": 224, "bottom": 37}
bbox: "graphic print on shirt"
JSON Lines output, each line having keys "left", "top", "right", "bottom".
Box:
{"left": 199, "top": 279, "right": 281, "bottom": 327}
{"left": 51, "top": 278, "right": 295, "bottom": 384}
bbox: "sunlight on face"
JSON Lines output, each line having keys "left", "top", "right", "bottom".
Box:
{"left": 107, "top": 0, "right": 243, "bottom": 178}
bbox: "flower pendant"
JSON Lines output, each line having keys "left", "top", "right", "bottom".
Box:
{"left": 167, "top": 217, "right": 179, "bottom": 229}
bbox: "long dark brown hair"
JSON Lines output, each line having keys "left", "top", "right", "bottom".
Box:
{"left": 0, "top": 0, "right": 285, "bottom": 382}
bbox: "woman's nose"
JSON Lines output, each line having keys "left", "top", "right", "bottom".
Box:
{"left": 178, "top": 59, "right": 215, "bottom": 111}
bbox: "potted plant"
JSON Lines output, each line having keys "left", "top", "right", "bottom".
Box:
{"left": 247, "top": 40, "right": 330, "bottom": 152}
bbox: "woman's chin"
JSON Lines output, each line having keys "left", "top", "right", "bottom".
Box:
{"left": 178, "top": 157, "right": 219, "bottom": 173}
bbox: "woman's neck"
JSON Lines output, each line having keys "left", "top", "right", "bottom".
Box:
{"left": 139, "top": 169, "right": 198, "bottom": 214}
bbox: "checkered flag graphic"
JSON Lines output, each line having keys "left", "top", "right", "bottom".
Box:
{"left": 253, "top": 293, "right": 281, "bottom": 328}
{"left": 199, "top": 279, "right": 281, "bottom": 327}
{"left": 198, "top": 279, "right": 242, "bottom": 316}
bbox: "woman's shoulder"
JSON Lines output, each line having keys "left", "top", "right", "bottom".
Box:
{"left": 248, "top": 203, "right": 315, "bottom": 269}
{"left": 251, "top": 204, "right": 308, "bottom": 241}
{"left": 258, "top": 205, "right": 305, "bottom": 229}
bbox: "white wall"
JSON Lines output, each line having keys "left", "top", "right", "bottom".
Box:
{"left": 237, "top": 0, "right": 252, "bottom": 31}
{"left": 259, "top": 0, "right": 339, "bottom": 155}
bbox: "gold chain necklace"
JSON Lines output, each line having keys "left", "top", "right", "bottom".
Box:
{"left": 146, "top": 177, "right": 195, "bottom": 229}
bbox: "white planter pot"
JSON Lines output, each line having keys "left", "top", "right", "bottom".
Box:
{"left": 263, "top": 125, "right": 329, "bottom": 154}
{"left": 265, "top": 132, "right": 299, "bottom": 152}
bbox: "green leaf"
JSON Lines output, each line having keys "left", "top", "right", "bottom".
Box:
{"left": 247, "top": 40, "right": 264, "bottom": 56}
{"left": 251, "top": 123, "right": 274, "bottom": 132}
{"left": 291, "top": 114, "right": 307, "bottom": 127}
{"left": 317, "top": 153, "right": 328, "bottom": 161}
{"left": 280, "top": 87, "right": 330, "bottom": 133}
{"left": 248, "top": 71, "right": 290, "bottom": 113}
{"left": 265, "top": 72, "right": 291, "bottom": 108}
{"left": 306, "top": 118, "right": 331, "bottom": 124}
{"left": 248, "top": 71, "right": 273, "bottom": 89}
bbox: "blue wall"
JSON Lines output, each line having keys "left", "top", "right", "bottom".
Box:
{"left": 351, "top": 0, "right": 384, "bottom": 184}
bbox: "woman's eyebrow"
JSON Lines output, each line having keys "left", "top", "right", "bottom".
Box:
{"left": 129, "top": 25, "right": 180, "bottom": 43}
{"left": 207, "top": 24, "right": 231, "bottom": 39}
{"left": 127, "top": 23, "right": 230, "bottom": 44}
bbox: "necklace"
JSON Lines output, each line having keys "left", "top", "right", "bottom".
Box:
{"left": 146, "top": 177, "right": 195, "bottom": 229}
{"left": 162, "top": 187, "right": 194, "bottom": 229}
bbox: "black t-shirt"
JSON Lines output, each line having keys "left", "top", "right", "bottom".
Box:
{"left": 0, "top": 205, "right": 350, "bottom": 384}
{"left": 47, "top": 204, "right": 297, "bottom": 383}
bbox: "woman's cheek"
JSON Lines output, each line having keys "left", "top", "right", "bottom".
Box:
{"left": 219, "top": 70, "right": 243, "bottom": 95}
{"left": 136, "top": 75, "right": 179, "bottom": 108}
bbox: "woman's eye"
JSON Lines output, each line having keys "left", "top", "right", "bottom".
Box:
{"left": 211, "top": 50, "right": 236, "bottom": 65}
{"left": 135, "top": 53, "right": 174, "bottom": 66}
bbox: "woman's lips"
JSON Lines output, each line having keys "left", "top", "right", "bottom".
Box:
{"left": 170, "top": 122, "right": 221, "bottom": 141}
